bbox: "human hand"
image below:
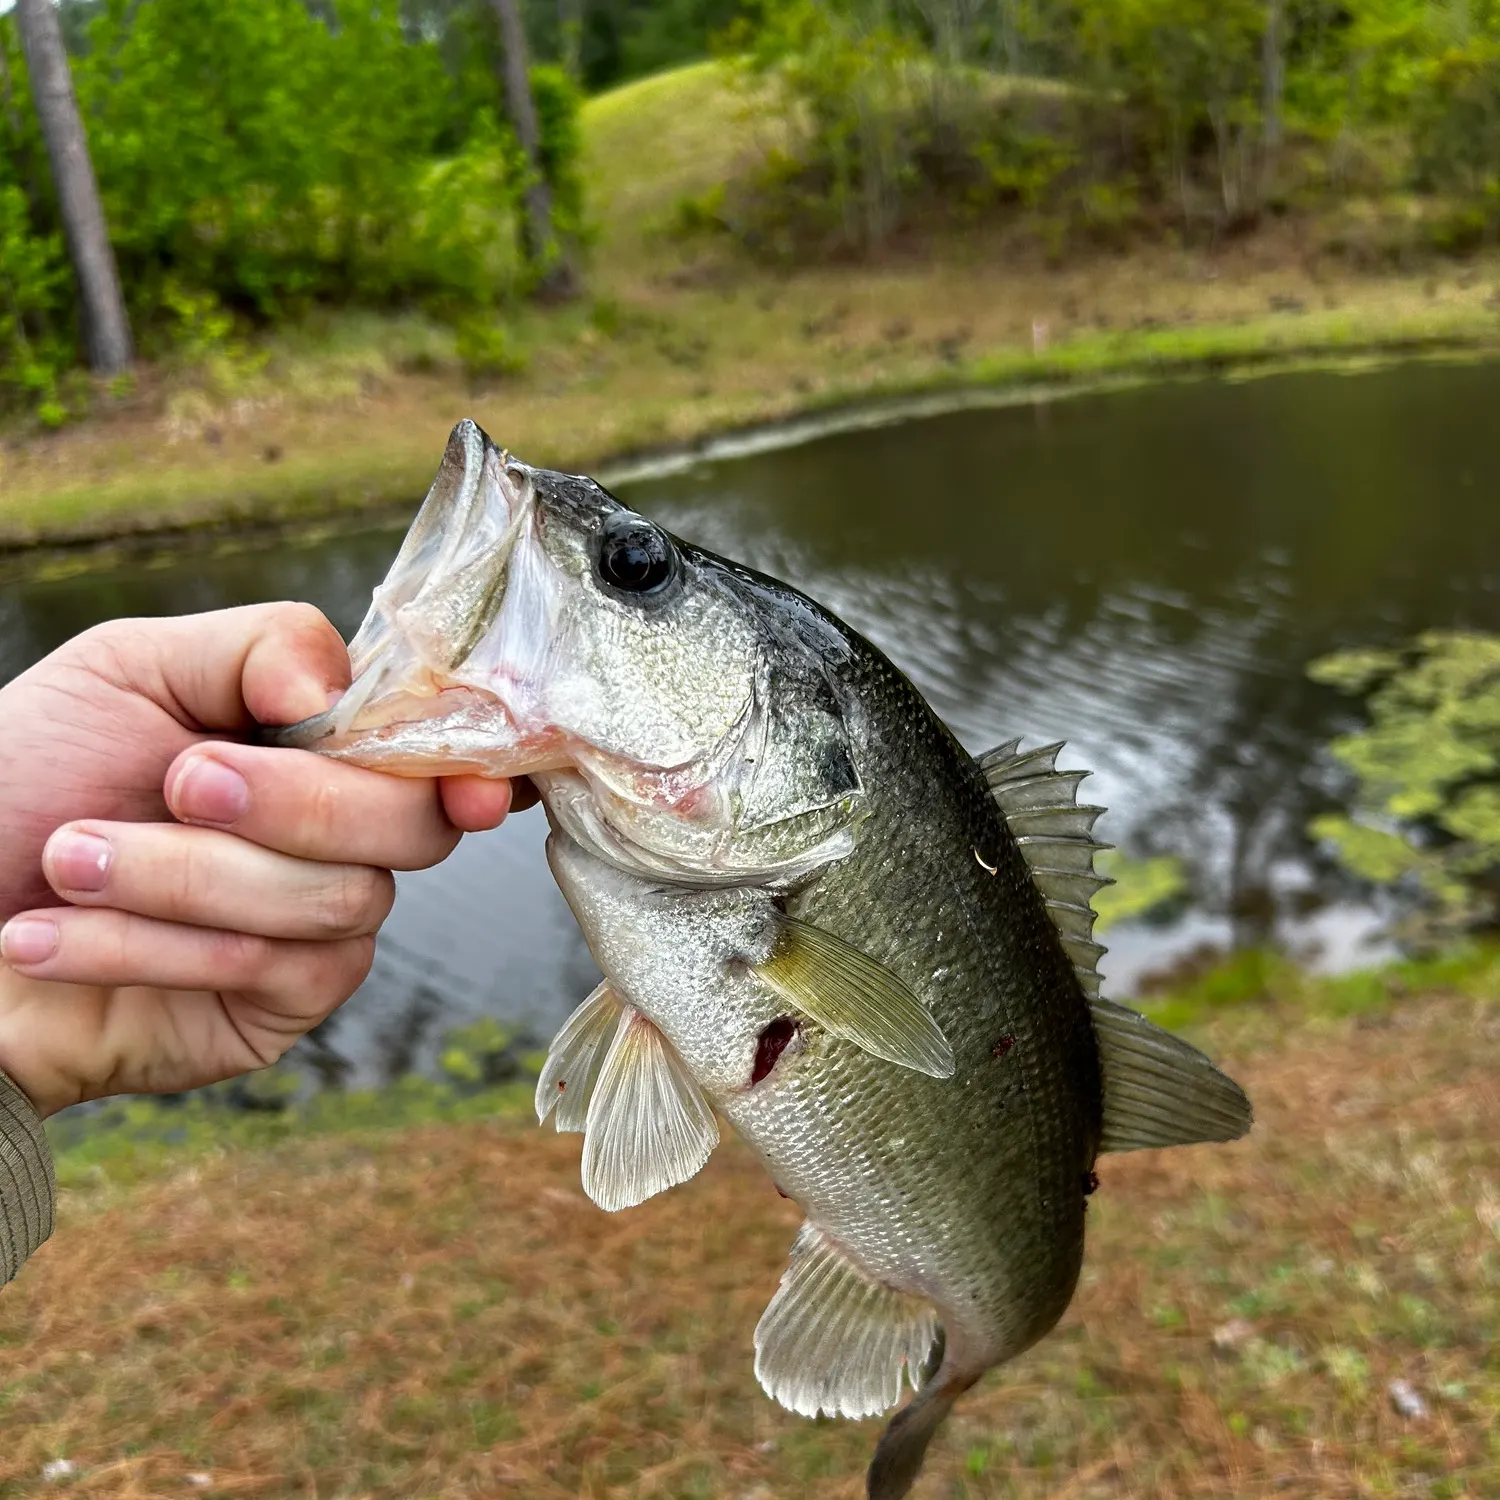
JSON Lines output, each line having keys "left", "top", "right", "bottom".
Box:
{"left": 0, "top": 602, "right": 523, "bottom": 1117}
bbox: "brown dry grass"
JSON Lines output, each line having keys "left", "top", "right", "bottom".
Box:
{"left": 3, "top": 993, "right": 1498, "bottom": 1498}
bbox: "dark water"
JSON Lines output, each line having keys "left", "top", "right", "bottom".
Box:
{"left": 4, "top": 362, "right": 1499, "bottom": 1084}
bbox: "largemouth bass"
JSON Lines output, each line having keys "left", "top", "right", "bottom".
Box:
{"left": 273, "top": 421, "right": 1251, "bottom": 1498}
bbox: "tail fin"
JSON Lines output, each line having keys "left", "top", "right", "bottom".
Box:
{"left": 866, "top": 1371, "right": 976, "bottom": 1500}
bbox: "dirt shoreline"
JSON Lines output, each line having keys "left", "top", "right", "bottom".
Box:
{"left": 4, "top": 313, "right": 1498, "bottom": 562}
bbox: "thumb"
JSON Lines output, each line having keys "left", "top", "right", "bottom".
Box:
{"left": 94, "top": 603, "right": 351, "bottom": 732}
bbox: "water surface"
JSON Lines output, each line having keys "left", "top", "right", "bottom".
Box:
{"left": 4, "top": 361, "right": 1498, "bottom": 1084}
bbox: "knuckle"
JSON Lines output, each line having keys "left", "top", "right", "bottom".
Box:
{"left": 208, "top": 927, "right": 273, "bottom": 983}
{"left": 276, "top": 936, "right": 376, "bottom": 1015}
{"left": 308, "top": 865, "right": 392, "bottom": 937}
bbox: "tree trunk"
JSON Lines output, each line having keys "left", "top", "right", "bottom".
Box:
{"left": 488, "top": 0, "right": 576, "bottom": 299}
{"left": 1262, "top": 0, "right": 1285, "bottom": 155}
{"left": 557, "top": 0, "right": 582, "bottom": 83}
{"left": 14, "top": 0, "right": 132, "bottom": 374}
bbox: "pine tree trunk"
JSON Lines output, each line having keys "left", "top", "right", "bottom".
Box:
{"left": 558, "top": 0, "right": 582, "bottom": 82}
{"left": 14, "top": 0, "right": 132, "bottom": 374}
{"left": 1262, "top": 0, "right": 1285, "bottom": 153}
{"left": 488, "top": 0, "right": 576, "bottom": 299}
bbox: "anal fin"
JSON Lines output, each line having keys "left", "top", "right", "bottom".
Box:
{"left": 1091, "top": 996, "right": 1253, "bottom": 1151}
{"left": 754, "top": 1223, "right": 938, "bottom": 1421}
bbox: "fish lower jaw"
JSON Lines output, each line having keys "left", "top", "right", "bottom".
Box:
{"left": 307, "top": 685, "right": 575, "bottom": 778}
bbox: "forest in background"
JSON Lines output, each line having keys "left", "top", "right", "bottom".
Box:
{"left": 0, "top": 0, "right": 1498, "bottom": 421}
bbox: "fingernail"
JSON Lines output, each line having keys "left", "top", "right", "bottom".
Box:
{"left": 1, "top": 918, "right": 59, "bottom": 967}
{"left": 48, "top": 830, "right": 113, "bottom": 892}
{"left": 173, "top": 754, "right": 251, "bottom": 824}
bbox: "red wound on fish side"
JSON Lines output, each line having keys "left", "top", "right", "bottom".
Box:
{"left": 751, "top": 1017, "right": 799, "bottom": 1086}
{"left": 992, "top": 1036, "right": 1016, "bottom": 1059}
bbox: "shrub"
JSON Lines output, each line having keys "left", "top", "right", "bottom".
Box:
{"left": 1411, "top": 38, "right": 1500, "bottom": 244}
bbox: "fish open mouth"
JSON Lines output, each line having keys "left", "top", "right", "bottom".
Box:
{"left": 266, "top": 420, "right": 567, "bottom": 777}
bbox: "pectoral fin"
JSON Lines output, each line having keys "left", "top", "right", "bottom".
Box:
{"left": 1090, "top": 996, "right": 1253, "bottom": 1151}
{"left": 535, "top": 980, "right": 624, "bottom": 1133}
{"left": 581, "top": 1007, "right": 719, "bottom": 1212}
{"left": 753, "top": 915, "right": 955, "bottom": 1079}
{"left": 755, "top": 1222, "right": 939, "bottom": 1420}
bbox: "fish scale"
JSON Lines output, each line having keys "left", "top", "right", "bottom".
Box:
{"left": 751, "top": 643, "right": 1102, "bottom": 1357}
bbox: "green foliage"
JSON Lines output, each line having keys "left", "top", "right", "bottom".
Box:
{"left": 1411, "top": 37, "right": 1500, "bottom": 244}
{"left": 71, "top": 0, "right": 446, "bottom": 314}
{"left": 0, "top": 0, "right": 586, "bottom": 413}
{"left": 728, "top": 0, "right": 1075, "bottom": 254}
{"left": 714, "top": 0, "right": 1500, "bottom": 256}
{"left": 1308, "top": 631, "right": 1500, "bottom": 942}
{"left": 1072, "top": 0, "right": 1270, "bottom": 219}
{"left": 1092, "top": 851, "right": 1189, "bottom": 931}
{"left": 0, "top": 182, "right": 69, "bottom": 421}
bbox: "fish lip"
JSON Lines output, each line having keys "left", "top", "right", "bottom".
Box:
{"left": 266, "top": 421, "right": 540, "bottom": 759}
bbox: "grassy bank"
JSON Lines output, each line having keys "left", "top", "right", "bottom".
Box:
{"left": 3, "top": 62, "right": 1500, "bottom": 549}
{"left": 2, "top": 962, "right": 1497, "bottom": 1498}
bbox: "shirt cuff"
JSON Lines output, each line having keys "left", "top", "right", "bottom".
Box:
{"left": 0, "top": 1069, "right": 55, "bottom": 1287}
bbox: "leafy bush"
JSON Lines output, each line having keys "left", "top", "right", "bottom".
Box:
{"left": 0, "top": 181, "right": 69, "bottom": 421}
{"left": 1072, "top": 0, "right": 1271, "bottom": 221}
{"left": 1411, "top": 37, "right": 1500, "bottom": 245}
{"left": 1308, "top": 632, "right": 1500, "bottom": 944}
{"left": 726, "top": 0, "right": 1075, "bottom": 254}
{"left": 71, "top": 0, "right": 501, "bottom": 315}
{"left": 0, "top": 0, "right": 586, "bottom": 410}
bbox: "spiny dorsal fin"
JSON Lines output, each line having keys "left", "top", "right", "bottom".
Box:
{"left": 978, "top": 738, "right": 1113, "bottom": 999}
{"left": 754, "top": 1222, "right": 938, "bottom": 1420}
{"left": 1089, "top": 997, "right": 1253, "bottom": 1151}
{"left": 981, "top": 738, "right": 1253, "bottom": 1150}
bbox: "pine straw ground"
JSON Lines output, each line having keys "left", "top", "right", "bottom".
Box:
{"left": 2, "top": 995, "right": 1498, "bottom": 1500}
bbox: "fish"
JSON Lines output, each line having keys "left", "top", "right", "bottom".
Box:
{"left": 271, "top": 420, "right": 1252, "bottom": 1498}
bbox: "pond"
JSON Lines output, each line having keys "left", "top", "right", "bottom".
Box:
{"left": 4, "top": 360, "right": 1499, "bottom": 1086}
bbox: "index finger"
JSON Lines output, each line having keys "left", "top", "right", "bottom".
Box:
{"left": 164, "top": 740, "right": 512, "bottom": 871}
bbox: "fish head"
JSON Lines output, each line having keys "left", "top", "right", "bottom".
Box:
{"left": 275, "top": 420, "right": 868, "bottom": 883}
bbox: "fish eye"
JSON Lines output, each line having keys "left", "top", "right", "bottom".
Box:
{"left": 597, "top": 516, "right": 676, "bottom": 596}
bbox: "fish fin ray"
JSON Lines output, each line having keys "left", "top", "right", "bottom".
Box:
{"left": 580, "top": 1006, "right": 719, "bottom": 1211}
{"left": 535, "top": 979, "right": 625, "bottom": 1132}
{"left": 755, "top": 915, "right": 954, "bottom": 1078}
{"left": 1090, "top": 996, "right": 1253, "bottom": 1151}
{"left": 754, "top": 1223, "right": 939, "bottom": 1421}
{"left": 980, "top": 738, "right": 1111, "bottom": 998}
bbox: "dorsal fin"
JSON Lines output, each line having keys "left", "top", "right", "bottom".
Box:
{"left": 978, "top": 738, "right": 1113, "bottom": 1000}
{"left": 981, "top": 738, "right": 1254, "bottom": 1151}
{"left": 1089, "top": 997, "right": 1253, "bottom": 1150}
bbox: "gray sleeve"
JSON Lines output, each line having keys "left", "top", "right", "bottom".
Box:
{"left": 0, "top": 1069, "right": 55, "bottom": 1287}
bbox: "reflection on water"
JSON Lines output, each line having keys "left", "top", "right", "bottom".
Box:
{"left": 3, "top": 362, "right": 1498, "bottom": 1083}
